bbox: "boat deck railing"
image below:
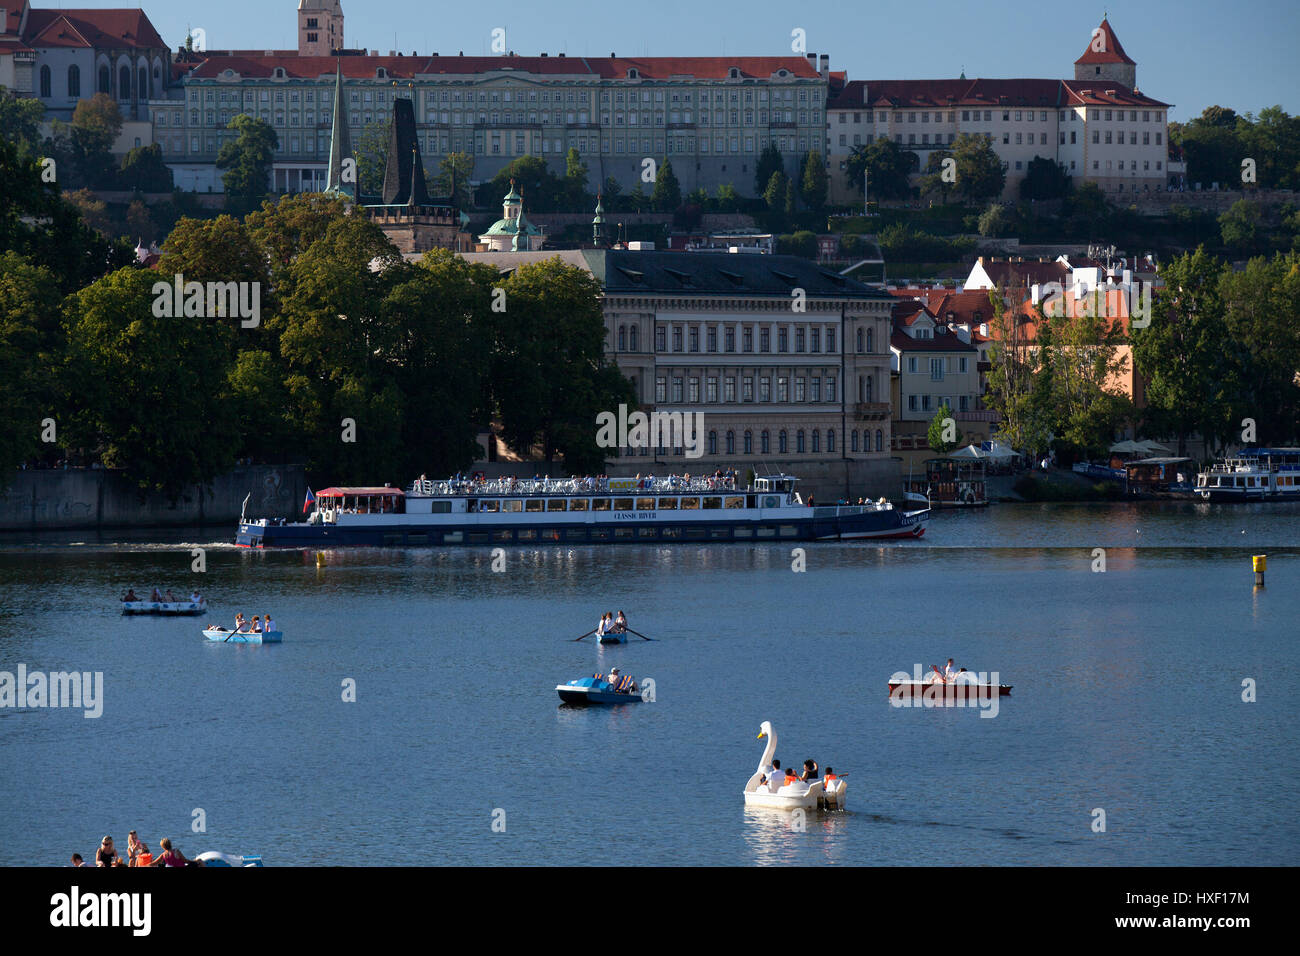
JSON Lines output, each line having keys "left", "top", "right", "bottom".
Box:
{"left": 407, "top": 476, "right": 739, "bottom": 497}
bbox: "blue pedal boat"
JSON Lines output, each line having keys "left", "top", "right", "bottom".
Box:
{"left": 203, "top": 627, "right": 283, "bottom": 644}
{"left": 556, "top": 675, "right": 643, "bottom": 705}
{"left": 596, "top": 630, "right": 629, "bottom": 645}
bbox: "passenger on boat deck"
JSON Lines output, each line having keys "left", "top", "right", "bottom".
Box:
{"left": 801, "top": 759, "right": 819, "bottom": 782}
{"left": 782, "top": 768, "right": 800, "bottom": 788}
{"left": 150, "top": 838, "right": 204, "bottom": 867}
{"left": 823, "top": 767, "right": 837, "bottom": 789}
{"left": 759, "top": 758, "right": 781, "bottom": 791}
{"left": 264, "top": 614, "right": 275, "bottom": 634}
{"left": 151, "top": 589, "right": 162, "bottom": 602}
{"left": 127, "top": 831, "right": 150, "bottom": 865}
{"left": 190, "top": 591, "right": 201, "bottom": 604}
{"left": 251, "top": 616, "right": 262, "bottom": 633}
{"left": 596, "top": 614, "right": 607, "bottom": 637}
{"left": 944, "top": 658, "right": 956, "bottom": 680}
{"left": 122, "top": 589, "right": 138, "bottom": 602}
{"left": 615, "top": 610, "right": 627, "bottom": 632}
{"left": 234, "top": 613, "right": 248, "bottom": 632}
{"left": 70, "top": 854, "right": 88, "bottom": 867}
{"left": 165, "top": 589, "right": 176, "bottom": 602}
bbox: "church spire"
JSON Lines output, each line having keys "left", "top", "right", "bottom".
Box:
{"left": 326, "top": 61, "right": 355, "bottom": 199}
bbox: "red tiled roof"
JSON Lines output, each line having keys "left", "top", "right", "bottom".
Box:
{"left": 188, "top": 53, "right": 820, "bottom": 81}
{"left": 1074, "top": 19, "right": 1135, "bottom": 66}
{"left": 890, "top": 328, "right": 977, "bottom": 352}
{"left": 24, "top": 8, "right": 166, "bottom": 51}
{"left": 828, "top": 75, "right": 1167, "bottom": 110}
{"left": 971, "top": 258, "right": 1069, "bottom": 289}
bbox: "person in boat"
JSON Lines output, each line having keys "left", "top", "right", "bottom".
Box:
{"left": 250, "top": 615, "right": 262, "bottom": 633}
{"left": 759, "top": 758, "right": 782, "bottom": 791}
{"left": 190, "top": 590, "right": 201, "bottom": 604}
{"left": 95, "top": 835, "right": 120, "bottom": 867}
{"left": 127, "top": 831, "right": 151, "bottom": 866}
{"left": 122, "top": 588, "right": 138, "bottom": 602}
{"left": 71, "top": 853, "right": 89, "bottom": 867}
{"left": 151, "top": 588, "right": 162, "bottom": 602}
{"left": 823, "top": 767, "right": 838, "bottom": 791}
{"left": 164, "top": 589, "right": 176, "bottom": 603}
{"left": 801, "top": 759, "right": 819, "bottom": 782}
{"left": 944, "top": 658, "right": 957, "bottom": 681}
{"left": 149, "top": 838, "right": 204, "bottom": 867}
{"left": 607, "top": 666, "right": 621, "bottom": 689}
{"left": 596, "top": 614, "right": 607, "bottom": 639}
{"left": 614, "top": 610, "right": 627, "bottom": 633}
{"left": 263, "top": 614, "right": 275, "bottom": 635}
{"left": 782, "top": 768, "right": 800, "bottom": 789}
{"left": 234, "top": 613, "right": 248, "bottom": 632}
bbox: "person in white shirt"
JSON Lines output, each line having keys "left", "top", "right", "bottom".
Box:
{"left": 759, "top": 758, "right": 783, "bottom": 792}
{"left": 263, "top": 615, "right": 275, "bottom": 634}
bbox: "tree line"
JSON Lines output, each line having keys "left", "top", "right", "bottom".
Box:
{"left": 1, "top": 137, "right": 633, "bottom": 498}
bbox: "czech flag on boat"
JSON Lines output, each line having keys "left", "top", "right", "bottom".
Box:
{"left": 303, "top": 487, "right": 316, "bottom": 513}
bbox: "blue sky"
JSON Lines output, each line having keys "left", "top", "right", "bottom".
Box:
{"left": 51, "top": 0, "right": 1300, "bottom": 121}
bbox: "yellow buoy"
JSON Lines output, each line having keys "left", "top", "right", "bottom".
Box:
{"left": 316, "top": 552, "right": 326, "bottom": 567}
{"left": 1253, "top": 554, "right": 1266, "bottom": 587}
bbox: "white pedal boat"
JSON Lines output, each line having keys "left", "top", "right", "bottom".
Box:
{"left": 742, "top": 720, "right": 847, "bottom": 811}
{"left": 122, "top": 599, "right": 207, "bottom": 616}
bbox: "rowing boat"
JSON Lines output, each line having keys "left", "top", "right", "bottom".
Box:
{"left": 596, "top": 630, "right": 628, "bottom": 644}
{"left": 203, "top": 627, "right": 283, "bottom": 645}
{"left": 888, "top": 679, "right": 1011, "bottom": 699}
{"left": 122, "top": 600, "right": 206, "bottom": 616}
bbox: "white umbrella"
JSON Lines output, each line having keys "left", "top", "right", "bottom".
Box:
{"left": 1138, "top": 440, "right": 1173, "bottom": 454}
{"left": 1109, "top": 439, "right": 1145, "bottom": 454}
{"left": 950, "top": 444, "right": 987, "bottom": 459}
{"left": 982, "top": 442, "right": 1017, "bottom": 459}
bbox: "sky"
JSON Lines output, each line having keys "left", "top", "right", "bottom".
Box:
{"left": 41, "top": 0, "right": 1300, "bottom": 122}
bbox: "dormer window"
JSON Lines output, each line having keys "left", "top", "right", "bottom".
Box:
{"left": 729, "top": 67, "right": 740, "bottom": 79}
{"left": 627, "top": 68, "right": 638, "bottom": 79}
{"left": 376, "top": 68, "right": 387, "bottom": 79}
{"left": 273, "top": 67, "right": 286, "bottom": 80}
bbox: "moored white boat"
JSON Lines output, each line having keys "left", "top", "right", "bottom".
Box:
{"left": 743, "top": 720, "right": 846, "bottom": 811}
{"left": 122, "top": 599, "right": 207, "bottom": 616}
{"left": 195, "top": 851, "right": 264, "bottom": 867}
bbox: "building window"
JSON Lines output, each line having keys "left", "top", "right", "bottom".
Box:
{"left": 656, "top": 327, "right": 667, "bottom": 352}
{"left": 67, "top": 65, "right": 81, "bottom": 98}
{"left": 760, "top": 328, "right": 770, "bottom": 352}
{"left": 779, "top": 430, "right": 789, "bottom": 454}
{"left": 708, "top": 431, "right": 718, "bottom": 456}
{"left": 851, "top": 430, "right": 859, "bottom": 452}
{"left": 707, "top": 326, "right": 718, "bottom": 352}
{"left": 618, "top": 326, "right": 626, "bottom": 351}
{"left": 827, "top": 430, "right": 835, "bottom": 453}
{"left": 876, "top": 429, "right": 883, "bottom": 452}
{"left": 689, "top": 327, "right": 700, "bottom": 352}
{"left": 725, "top": 327, "right": 736, "bottom": 352}
{"left": 744, "top": 430, "right": 753, "bottom": 454}
{"left": 725, "top": 430, "right": 735, "bottom": 454}
{"left": 796, "top": 430, "right": 806, "bottom": 453}
{"left": 761, "top": 430, "right": 770, "bottom": 454}
{"left": 40, "top": 66, "right": 51, "bottom": 98}
{"left": 629, "top": 326, "right": 638, "bottom": 351}
{"left": 778, "top": 328, "right": 788, "bottom": 352}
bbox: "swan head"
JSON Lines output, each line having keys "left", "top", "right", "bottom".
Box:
{"left": 757, "top": 719, "right": 773, "bottom": 740}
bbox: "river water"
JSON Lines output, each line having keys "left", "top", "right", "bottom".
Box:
{"left": 1, "top": 501, "right": 1296, "bottom": 866}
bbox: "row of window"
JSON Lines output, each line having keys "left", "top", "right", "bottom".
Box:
{"left": 906, "top": 395, "right": 972, "bottom": 412}
{"left": 835, "top": 108, "right": 1164, "bottom": 125}
{"left": 653, "top": 374, "right": 839, "bottom": 403}
{"left": 189, "top": 84, "right": 814, "bottom": 108}
{"left": 387, "top": 524, "right": 804, "bottom": 546}
{"left": 905, "top": 356, "right": 970, "bottom": 376}
{"left": 619, "top": 427, "right": 885, "bottom": 455}
{"left": 643, "top": 325, "right": 858, "bottom": 355}
{"left": 38, "top": 64, "right": 160, "bottom": 101}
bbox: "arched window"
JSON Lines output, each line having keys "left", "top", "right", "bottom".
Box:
{"left": 760, "top": 430, "right": 770, "bottom": 454}
{"left": 139, "top": 67, "right": 148, "bottom": 100}
{"left": 98, "top": 66, "right": 111, "bottom": 94}
{"left": 875, "top": 429, "right": 883, "bottom": 452}
{"left": 779, "top": 430, "right": 788, "bottom": 454}
{"left": 67, "top": 65, "right": 80, "bottom": 98}
{"left": 744, "top": 430, "right": 753, "bottom": 454}
{"left": 856, "top": 327, "right": 863, "bottom": 352}
{"left": 618, "top": 326, "right": 626, "bottom": 351}
{"left": 864, "top": 375, "right": 873, "bottom": 402}
{"left": 827, "top": 429, "right": 835, "bottom": 453}
{"left": 866, "top": 328, "right": 873, "bottom": 353}
{"left": 629, "top": 325, "right": 638, "bottom": 351}
{"left": 725, "top": 430, "right": 735, "bottom": 454}
{"left": 811, "top": 430, "right": 820, "bottom": 453}
{"left": 119, "top": 66, "right": 131, "bottom": 100}
{"left": 39, "top": 66, "right": 51, "bottom": 98}
{"left": 796, "top": 430, "right": 805, "bottom": 453}
{"left": 852, "top": 430, "right": 859, "bottom": 452}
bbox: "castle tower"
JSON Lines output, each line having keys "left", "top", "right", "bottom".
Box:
{"left": 592, "top": 193, "right": 607, "bottom": 247}
{"left": 325, "top": 62, "right": 354, "bottom": 200}
{"left": 299, "top": 0, "right": 344, "bottom": 57}
{"left": 1074, "top": 17, "right": 1136, "bottom": 89}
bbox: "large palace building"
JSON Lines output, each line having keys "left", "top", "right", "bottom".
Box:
{"left": 825, "top": 18, "right": 1172, "bottom": 202}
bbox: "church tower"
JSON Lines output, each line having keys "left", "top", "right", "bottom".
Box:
{"left": 1074, "top": 17, "right": 1137, "bottom": 89}
{"left": 299, "top": 0, "right": 344, "bottom": 57}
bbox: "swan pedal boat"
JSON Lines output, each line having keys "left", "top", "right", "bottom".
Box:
{"left": 203, "top": 627, "right": 283, "bottom": 644}
{"left": 557, "top": 676, "right": 642, "bottom": 705}
{"left": 122, "top": 599, "right": 207, "bottom": 616}
{"left": 888, "top": 679, "right": 1011, "bottom": 699}
{"left": 744, "top": 721, "right": 847, "bottom": 811}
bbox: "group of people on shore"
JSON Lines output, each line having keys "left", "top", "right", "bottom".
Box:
{"left": 122, "top": 588, "right": 202, "bottom": 604}
{"left": 596, "top": 610, "right": 628, "bottom": 637}
{"left": 72, "top": 833, "right": 203, "bottom": 867}
{"left": 758, "top": 758, "right": 836, "bottom": 794}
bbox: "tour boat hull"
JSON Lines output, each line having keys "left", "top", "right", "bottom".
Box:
{"left": 556, "top": 678, "right": 642, "bottom": 705}
{"left": 888, "top": 680, "right": 1012, "bottom": 699}
{"left": 123, "top": 600, "right": 206, "bottom": 616}
{"left": 203, "top": 628, "right": 283, "bottom": 644}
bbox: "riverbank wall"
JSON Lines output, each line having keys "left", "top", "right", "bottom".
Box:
{"left": 0, "top": 465, "right": 308, "bottom": 532}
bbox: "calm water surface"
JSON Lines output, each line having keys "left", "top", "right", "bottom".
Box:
{"left": 1, "top": 501, "right": 1297, "bottom": 866}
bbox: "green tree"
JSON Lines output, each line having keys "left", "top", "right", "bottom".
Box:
{"left": 0, "top": 87, "right": 46, "bottom": 154}
{"left": 119, "top": 143, "right": 174, "bottom": 193}
{"left": 216, "top": 115, "right": 278, "bottom": 216}
{"left": 65, "top": 93, "right": 123, "bottom": 186}
{"left": 845, "top": 138, "right": 917, "bottom": 200}
{"left": 951, "top": 133, "right": 1005, "bottom": 202}
{"left": 918, "top": 149, "right": 955, "bottom": 203}
{"left": 763, "top": 170, "right": 789, "bottom": 210}
{"left": 715, "top": 183, "right": 740, "bottom": 212}
{"left": 928, "top": 403, "right": 960, "bottom": 453}
{"left": 983, "top": 291, "right": 1053, "bottom": 455}
{"left": 481, "top": 155, "right": 567, "bottom": 212}
{"left": 428, "top": 151, "right": 475, "bottom": 209}
{"left": 755, "top": 143, "right": 784, "bottom": 196}
{"left": 651, "top": 158, "right": 681, "bottom": 212}
{"left": 62, "top": 267, "right": 239, "bottom": 498}
{"left": 0, "top": 253, "right": 64, "bottom": 479}
{"left": 564, "top": 147, "right": 591, "bottom": 208}
{"left": 1218, "top": 199, "right": 1263, "bottom": 255}
{"left": 799, "top": 150, "right": 827, "bottom": 210}
{"left": 977, "top": 203, "right": 1013, "bottom": 237}
{"left": 352, "top": 121, "right": 388, "bottom": 199}
{"left": 1020, "top": 156, "right": 1071, "bottom": 201}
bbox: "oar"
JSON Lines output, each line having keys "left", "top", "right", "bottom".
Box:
{"left": 572, "top": 629, "right": 596, "bottom": 642}
{"left": 627, "top": 628, "right": 655, "bottom": 641}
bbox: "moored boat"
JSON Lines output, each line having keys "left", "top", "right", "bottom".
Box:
{"left": 237, "top": 473, "right": 929, "bottom": 548}
{"left": 1196, "top": 448, "right": 1300, "bottom": 501}
{"left": 556, "top": 674, "right": 642, "bottom": 704}
{"left": 195, "top": 851, "right": 264, "bottom": 867}
{"left": 888, "top": 679, "right": 1012, "bottom": 699}
{"left": 203, "top": 627, "right": 282, "bottom": 644}
{"left": 122, "top": 599, "right": 207, "bottom": 616}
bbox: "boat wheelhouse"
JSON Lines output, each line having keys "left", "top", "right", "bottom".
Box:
{"left": 903, "top": 457, "right": 988, "bottom": 508}
{"left": 1196, "top": 448, "right": 1300, "bottom": 501}
{"left": 1124, "top": 457, "right": 1195, "bottom": 496}
{"left": 236, "top": 473, "right": 929, "bottom": 548}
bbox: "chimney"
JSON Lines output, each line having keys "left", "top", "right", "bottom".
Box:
{"left": 0, "top": 10, "right": 8, "bottom": 35}
{"left": 819, "top": 53, "right": 829, "bottom": 78}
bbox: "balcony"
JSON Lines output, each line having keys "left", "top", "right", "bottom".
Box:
{"left": 854, "top": 402, "right": 890, "bottom": 421}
